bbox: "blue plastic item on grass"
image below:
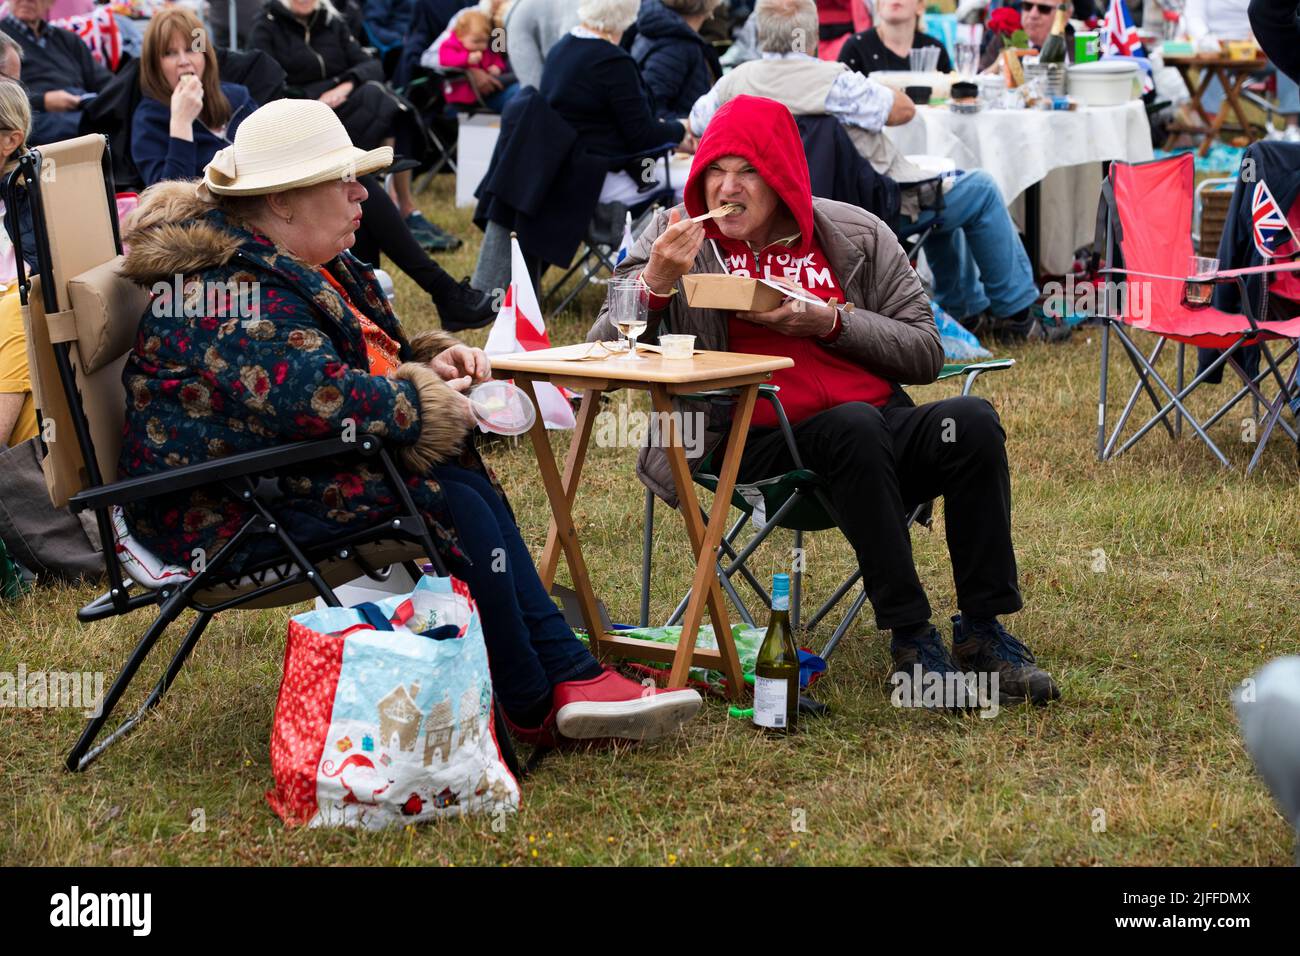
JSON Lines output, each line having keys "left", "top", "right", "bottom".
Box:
{"left": 935, "top": 303, "right": 993, "bottom": 361}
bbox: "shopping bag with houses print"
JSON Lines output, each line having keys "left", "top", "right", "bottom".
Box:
{"left": 267, "top": 574, "right": 520, "bottom": 829}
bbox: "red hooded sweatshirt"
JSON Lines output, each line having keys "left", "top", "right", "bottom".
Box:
{"left": 680, "top": 94, "right": 894, "bottom": 427}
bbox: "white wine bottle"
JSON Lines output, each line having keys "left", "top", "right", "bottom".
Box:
{"left": 753, "top": 573, "right": 799, "bottom": 734}
{"left": 1038, "top": 4, "right": 1070, "bottom": 65}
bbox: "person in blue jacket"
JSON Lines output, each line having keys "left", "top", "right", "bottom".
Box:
{"left": 132, "top": 22, "right": 255, "bottom": 187}
{"left": 629, "top": 0, "right": 723, "bottom": 120}
{"left": 362, "top": 0, "right": 414, "bottom": 52}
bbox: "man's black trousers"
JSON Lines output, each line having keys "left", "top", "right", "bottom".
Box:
{"left": 736, "top": 395, "right": 1023, "bottom": 630}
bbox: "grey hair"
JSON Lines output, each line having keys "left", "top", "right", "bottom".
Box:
{"left": 0, "top": 30, "right": 21, "bottom": 67}
{"left": 577, "top": 0, "right": 640, "bottom": 36}
{"left": 663, "top": 0, "right": 725, "bottom": 16}
{"left": 275, "top": 0, "right": 342, "bottom": 21}
{"left": 754, "top": 0, "right": 819, "bottom": 55}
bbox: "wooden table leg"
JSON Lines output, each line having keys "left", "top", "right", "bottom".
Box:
{"left": 1200, "top": 67, "right": 1235, "bottom": 158}
{"left": 1221, "top": 68, "right": 1258, "bottom": 146}
{"left": 514, "top": 377, "right": 607, "bottom": 656}
{"left": 650, "top": 384, "right": 752, "bottom": 698}
{"left": 538, "top": 385, "right": 602, "bottom": 591}
{"left": 1188, "top": 67, "right": 1215, "bottom": 129}
{"left": 1173, "top": 64, "right": 1215, "bottom": 154}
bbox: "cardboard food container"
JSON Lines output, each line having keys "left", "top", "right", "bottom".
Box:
{"left": 681, "top": 274, "right": 786, "bottom": 312}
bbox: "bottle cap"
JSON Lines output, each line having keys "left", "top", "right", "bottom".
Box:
{"left": 772, "top": 573, "right": 790, "bottom": 597}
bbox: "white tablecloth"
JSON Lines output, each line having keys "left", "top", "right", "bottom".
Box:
{"left": 884, "top": 99, "right": 1154, "bottom": 274}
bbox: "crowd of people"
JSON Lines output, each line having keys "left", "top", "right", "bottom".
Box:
{"left": 0, "top": 0, "right": 1298, "bottom": 760}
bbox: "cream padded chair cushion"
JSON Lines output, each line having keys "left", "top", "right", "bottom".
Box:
{"left": 66, "top": 256, "right": 150, "bottom": 375}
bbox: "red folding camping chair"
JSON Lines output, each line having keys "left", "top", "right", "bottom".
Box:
{"left": 1095, "top": 154, "right": 1300, "bottom": 472}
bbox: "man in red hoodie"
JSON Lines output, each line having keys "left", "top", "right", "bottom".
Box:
{"left": 590, "top": 95, "right": 1059, "bottom": 707}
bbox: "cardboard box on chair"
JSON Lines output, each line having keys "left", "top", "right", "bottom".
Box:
{"left": 681, "top": 273, "right": 786, "bottom": 312}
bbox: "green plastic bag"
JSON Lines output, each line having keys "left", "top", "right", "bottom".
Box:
{"left": 0, "top": 537, "right": 29, "bottom": 600}
{"left": 579, "top": 624, "right": 769, "bottom": 689}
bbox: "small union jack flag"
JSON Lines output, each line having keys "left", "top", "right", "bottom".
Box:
{"left": 1102, "top": 0, "right": 1145, "bottom": 57}
{"left": 1251, "top": 180, "right": 1300, "bottom": 259}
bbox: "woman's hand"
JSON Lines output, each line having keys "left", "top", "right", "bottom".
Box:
{"left": 169, "top": 75, "right": 204, "bottom": 139}
{"left": 641, "top": 208, "right": 706, "bottom": 296}
{"left": 319, "top": 81, "right": 354, "bottom": 109}
{"left": 431, "top": 345, "right": 490, "bottom": 384}
{"left": 441, "top": 381, "right": 479, "bottom": 428}
{"left": 677, "top": 127, "right": 698, "bottom": 154}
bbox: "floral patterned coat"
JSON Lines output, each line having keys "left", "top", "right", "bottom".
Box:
{"left": 117, "top": 180, "right": 490, "bottom": 569}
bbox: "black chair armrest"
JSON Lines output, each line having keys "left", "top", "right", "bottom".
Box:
{"left": 606, "top": 142, "right": 679, "bottom": 165}
{"left": 69, "top": 436, "right": 384, "bottom": 513}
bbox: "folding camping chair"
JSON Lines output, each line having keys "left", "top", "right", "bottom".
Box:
{"left": 404, "top": 70, "right": 464, "bottom": 185}
{"left": 638, "top": 359, "right": 1014, "bottom": 661}
{"left": 541, "top": 149, "right": 678, "bottom": 319}
{"left": 1095, "top": 153, "right": 1300, "bottom": 472}
{"left": 542, "top": 189, "right": 670, "bottom": 319}
{"left": 6, "top": 135, "right": 519, "bottom": 776}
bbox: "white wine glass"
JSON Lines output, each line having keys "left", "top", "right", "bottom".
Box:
{"left": 607, "top": 276, "right": 649, "bottom": 362}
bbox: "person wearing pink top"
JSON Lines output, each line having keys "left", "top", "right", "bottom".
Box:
{"left": 438, "top": 8, "right": 519, "bottom": 111}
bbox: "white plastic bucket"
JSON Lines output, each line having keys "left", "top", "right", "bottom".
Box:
{"left": 1067, "top": 60, "right": 1141, "bottom": 106}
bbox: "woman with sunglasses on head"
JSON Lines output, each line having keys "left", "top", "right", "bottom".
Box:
{"left": 132, "top": 7, "right": 494, "bottom": 331}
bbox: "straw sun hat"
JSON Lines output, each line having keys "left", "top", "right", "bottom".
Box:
{"left": 203, "top": 99, "right": 393, "bottom": 196}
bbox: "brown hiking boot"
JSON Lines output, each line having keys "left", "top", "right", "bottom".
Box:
{"left": 951, "top": 615, "right": 1060, "bottom": 706}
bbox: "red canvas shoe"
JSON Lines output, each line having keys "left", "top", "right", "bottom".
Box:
{"left": 499, "top": 708, "right": 560, "bottom": 749}
{"left": 553, "top": 669, "right": 702, "bottom": 742}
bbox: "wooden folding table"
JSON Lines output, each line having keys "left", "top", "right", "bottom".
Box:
{"left": 1164, "top": 53, "right": 1268, "bottom": 158}
{"left": 491, "top": 343, "right": 793, "bottom": 700}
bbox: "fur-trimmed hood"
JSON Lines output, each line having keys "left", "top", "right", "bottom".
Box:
{"left": 120, "top": 180, "right": 248, "bottom": 285}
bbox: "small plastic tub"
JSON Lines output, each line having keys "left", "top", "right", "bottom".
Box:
{"left": 658, "top": 334, "right": 696, "bottom": 359}
{"left": 466, "top": 379, "right": 536, "bottom": 435}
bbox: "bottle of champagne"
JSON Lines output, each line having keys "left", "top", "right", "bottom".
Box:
{"left": 753, "top": 573, "right": 799, "bottom": 734}
{"left": 1038, "top": 4, "right": 1070, "bottom": 65}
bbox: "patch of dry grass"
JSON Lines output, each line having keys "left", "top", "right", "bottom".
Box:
{"left": 1, "top": 176, "right": 1297, "bottom": 866}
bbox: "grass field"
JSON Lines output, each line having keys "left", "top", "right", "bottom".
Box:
{"left": 2, "top": 176, "right": 1297, "bottom": 866}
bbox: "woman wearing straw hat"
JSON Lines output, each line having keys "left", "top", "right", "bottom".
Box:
{"left": 118, "top": 99, "right": 703, "bottom": 746}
